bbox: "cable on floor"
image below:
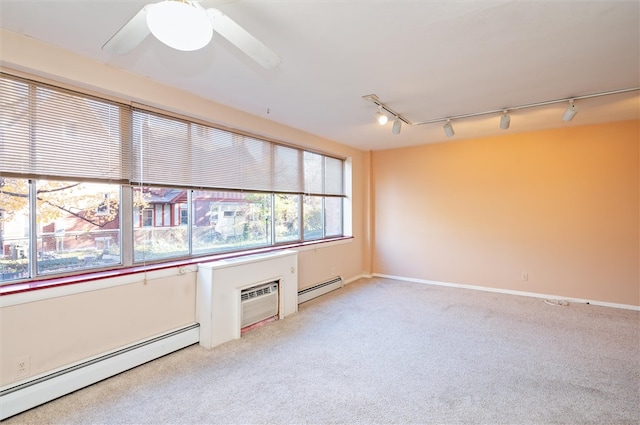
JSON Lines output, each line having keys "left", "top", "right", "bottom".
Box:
{"left": 544, "top": 299, "right": 569, "bottom": 307}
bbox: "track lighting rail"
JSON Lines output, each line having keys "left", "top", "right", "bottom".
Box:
{"left": 362, "top": 94, "right": 412, "bottom": 125}
{"left": 413, "top": 87, "right": 639, "bottom": 126}
{"left": 363, "top": 87, "right": 639, "bottom": 134}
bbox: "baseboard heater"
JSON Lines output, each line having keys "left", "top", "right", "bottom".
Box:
{"left": 298, "top": 276, "right": 343, "bottom": 304}
{"left": 0, "top": 324, "right": 200, "bottom": 420}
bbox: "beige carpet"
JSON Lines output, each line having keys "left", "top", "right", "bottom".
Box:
{"left": 4, "top": 277, "right": 640, "bottom": 424}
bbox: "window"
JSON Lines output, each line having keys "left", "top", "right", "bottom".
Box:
{"left": 274, "top": 194, "right": 300, "bottom": 243}
{"left": 303, "top": 196, "right": 323, "bottom": 240}
{"left": 0, "top": 72, "right": 347, "bottom": 284}
{"left": 0, "top": 178, "right": 30, "bottom": 282}
{"left": 36, "top": 180, "right": 121, "bottom": 275}
{"left": 0, "top": 178, "right": 122, "bottom": 282}
{"left": 1, "top": 75, "right": 128, "bottom": 183}
{"left": 133, "top": 187, "right": 188, "bottom": 263}
{"left": 192, "top": 190, "right": 271, "bottom": 255}
{"left": 179, "top": 208, "right": 188, "bottom": 226}
{"left": 141, "top": 209, "right": 153, "bottom": 227}
{"left": 325, "top": 197, "right": 343, "bottom": 237}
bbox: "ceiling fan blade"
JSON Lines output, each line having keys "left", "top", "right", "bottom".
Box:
{"left": 206, "top": 8, "right": 282, "bottom": 69}
{"left": 102, "top": 4, "right": 154, "bottom": 55}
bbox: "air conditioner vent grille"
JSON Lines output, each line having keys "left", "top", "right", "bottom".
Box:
{"left": 241, "top": 285, "right": 274, "bottom": 301}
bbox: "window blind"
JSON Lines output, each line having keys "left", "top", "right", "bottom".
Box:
{"left": 274, "top": 144, "right": 303, "bottom": 193}
{"left": 303, "top": 151, "right": 323, "bottom": 194}
{"left": 1, "top": 73, "right": 344, "bottom": 196}
{"left": 324, "top": 156, "right": 344, "bottom": 196}
{"left": 132, "top": 108, "right": 344, "bottom": 196}
{"left": 0, "top": 74, "right": 129, "bottom": 183}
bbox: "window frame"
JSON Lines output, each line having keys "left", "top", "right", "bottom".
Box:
{"left": 0, "top": 72, "right": 349, "bottom": 286}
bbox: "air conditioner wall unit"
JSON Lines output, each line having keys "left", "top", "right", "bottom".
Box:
{"left": 241, "top": 281, "right": 279, "bottom": 328}
{"left": 196, "top": 250, "right": 298, "bottom": 349}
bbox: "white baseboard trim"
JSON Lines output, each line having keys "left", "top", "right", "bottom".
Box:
{"left": 373, "top": 273, "right": 640, "bottom": 311}
{"left": 0, "top": 324, "right": 200, "bottom": 420}
{"left": 344, "top": 274, "right": 370, "bottom": 285}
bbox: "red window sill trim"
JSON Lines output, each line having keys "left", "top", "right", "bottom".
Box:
{"left": 0, "top": 237, "right": 353, "bottom": 297}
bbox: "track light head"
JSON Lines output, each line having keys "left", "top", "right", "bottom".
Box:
{"left": 443, "top": 119, "right": 455, "bottom": 137}
{"left": 375, "top": 106, "right": 388, "bottom": 125}
{"left": 392, "top": 118, "right": 402, "bottom": 135}
{"left": 562, "top": 100, "right": 578, "bottom": 121}
{"left": 500, "top": 110, "right": 510, "bottom": 130}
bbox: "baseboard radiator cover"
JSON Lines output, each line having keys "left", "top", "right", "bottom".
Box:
{"left": 298, "top": 276, "right": 343, "bottom": 304}
{"left": 0, "top": 324, "right": 200, "bottom": 420}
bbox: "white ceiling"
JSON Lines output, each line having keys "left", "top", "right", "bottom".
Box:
{"left": 1, "top": 0, "right": 638, "bottom": 151}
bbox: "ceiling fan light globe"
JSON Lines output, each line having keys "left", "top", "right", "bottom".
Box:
{"left": 147, "top": 1, "right": 213, "bottom": 52}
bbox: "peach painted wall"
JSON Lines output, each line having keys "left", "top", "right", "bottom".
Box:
{"left": 1, "top": 271, "right": 197, "bottom": 386}
{"left": 372, "top": 121, "right": 639, "bottom": 306}
{"left": 0, "top": 30, "right": 370, "bottom": 386}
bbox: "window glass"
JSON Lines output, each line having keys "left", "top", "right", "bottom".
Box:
{"left": 325, "top": 197, "right": 343, "bottom": 237}
{"left": 0, "top": 75, "right": 347, "bottom": 284}
{"left": 303, "top": 152, "right": 323, "bottom": 194}
{"left": 303, "top": 195, "right": 323, "bottom": 240}
{"left": 274, "top": 194, "right": 300, "bottom": 243}
{"left": 35, "top": 180, "right": 121, "bottom": 275}
{"left": 324, "top": 156, "right": 344, "bottom": 195}
{"left": 192, "top": 190, "right": 271, "bottom": 255}
{"left": 274, "top": 145, "right": 302, "bottom": 193}
{"left": 0, "top": 178, "right": 30, "bottom": 282}
{"left": 133, "top": 186, "right": 188, "bottom": 262}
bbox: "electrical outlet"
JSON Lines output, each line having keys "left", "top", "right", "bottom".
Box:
{"left": 16, "top": 355, "right": 30, "bottom": 379}
{"left": 521, "top": 272, "right": 528, "bottom": 282}
{"left": 331, "top": 266, "right": 336, "bottom": 276}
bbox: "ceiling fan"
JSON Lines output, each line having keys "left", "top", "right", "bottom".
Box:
{"left": 102, "top": 0, "right": 281, "bottom": 69}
